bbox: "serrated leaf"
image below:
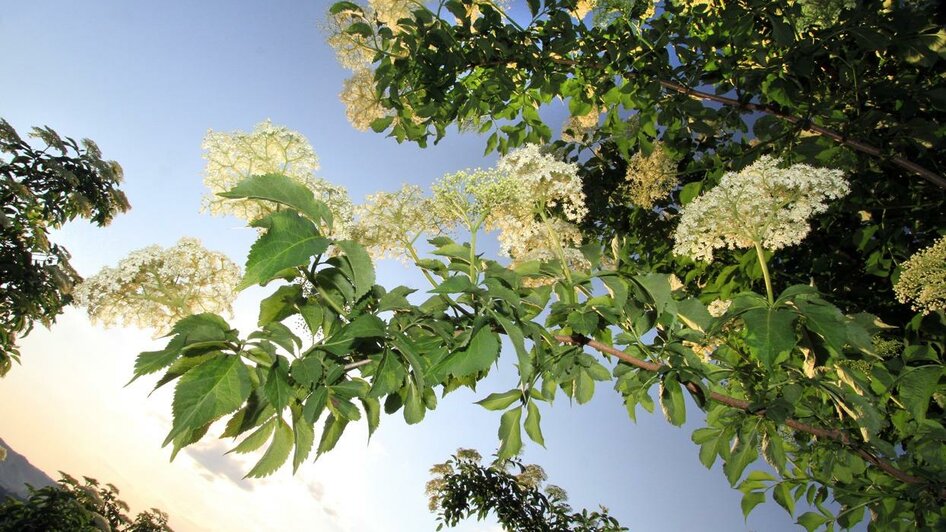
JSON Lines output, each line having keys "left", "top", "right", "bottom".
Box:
{"left": 367, "top": 353, "right": 403, "bottom": 398}
{"left": 334, "top": 240, "right": 375, "bottom": 301}
{"left": 317, "top": 414, "right": 348, "bottom": 455}
{"left": 497, "top": 407, "right": 523, "bottom": 459}
{"left": 773, "top": 482, "right": 795, "bottom": 516}
{"left": 264, "top": 356, "right": 292, "bottom": 412}
{"left": 476, "top": 389, "right": 522, "bottom": 411}
{"left": 898, "top": 366, "right": 943, "bottom": 421}
{"left": 291, "top": 356, "right": 323, "bottom": 389}
{"left": 244, "top": 417, "right": 293, "bottom": 478}
{"left": 166, "top": 355, "right": 252, "bottom": 445}
{"left": 229, "top": 417, "right": 276, "bottom": 455}
{"left": 741, "top": 491, "right": 766, "bottom": 520}
{"left": 258, "top": 285, "right": 302, "bottom": 326}
{"left": 492, "top": 312, "right": 531, "bottom": 383}
{"left": 742, "top": 308, "right": 796, "bottom": 369}
{"left": 659, "top": 375, "right": 686, "bottom": 426}
{"left": 240, "top": 211, "right": 329, "bottom": 289}
{"left": 303, "top": 387, "right": 328, "bottom": 424}
{"left": 444, "top": 327, "right": 499, "bottom": 378}
{"left": 361, "top": 397, "right": 380, "bottom": 439}
{"left": 431, "top": 275, "right": 475, "bottom": 294}
{"left": 291, "top": 407, "right": 314, "bottom": 473}
{"left": 525, "top": 401, "right": 545, "bottom": 446}
{"left": 220, "top": 173, "right": 332, "bottom": 227}
{"left": 796, "top": 511, "right": 827, "bottom": 531}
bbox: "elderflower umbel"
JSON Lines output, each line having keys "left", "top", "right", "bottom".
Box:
{"left": 325, "top": 6, "right": 377, "bottom": 71}
{"left": 349, "top": 184, "right": 444, "bottom": 261}
{"left": 672, "top": 156, "right": 848, "bottom": 262}
{"left": 894, "top": 235, "right": 946, "bottom": 315}
{"left": 560, "top": 108, "right": 599, "bottom": 143}
{"left": 624, "top": 142, "right": 678, "bottom": 209}
{"left": 73, "top": 238, "right": 241, "bottom": 334}
{"left": 495, "top": 143, "right": 587, "bottom": 223}
{"left": 201, "top": 120, "right": 353, "bottom": 237}
{"left": 340, "top": 69, "right": 390, "bottom": 132}
{"left": 369, "top": 0, "right": 413, "bottom": 28}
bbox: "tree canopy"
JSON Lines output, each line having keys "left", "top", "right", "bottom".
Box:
{"left": 0, "top": 119, "right": 129, "bottom": 374}
{"left": 69, "top": 1, "right": 946, "bottom": 530}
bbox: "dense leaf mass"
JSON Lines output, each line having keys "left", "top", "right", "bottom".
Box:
{"left": 0, "top": 119, "right": 129, "bottom": 374}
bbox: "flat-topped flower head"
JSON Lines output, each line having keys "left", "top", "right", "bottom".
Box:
{"left": 74, "top": 237, "right": 241, "bottom": 335}
{"left": 496, "top": 144, "right": 587, "bottom": 223}
{"left": 894, "top": 235, "right": 946, "bottom": 315}
{"left": 202, "top": 120, "right": 354, "bottom": 237}
{"left": 350, "top": 184, "right": 443, "bottom": 261}
{"left": 673, "top": 156, "right": 848, "bottom": 262}
{"left": 340, "top": 69, "right": 390, "bottom": 132}
{"left": 624, "top": 142, "right": 678, "bottom": 209}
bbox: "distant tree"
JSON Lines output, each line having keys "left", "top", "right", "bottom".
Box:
{"left": 0, "top": 473, "right": 172, "bottom": 532}
{"left": 427, "top": 449, "right": 626, "bottom": 531}
{"left": 0, "top": 119, "right": 129, "bottom": 374}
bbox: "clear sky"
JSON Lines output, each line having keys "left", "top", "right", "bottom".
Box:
{"left": 1, "top": 2, "right": 810, "bottom": 531}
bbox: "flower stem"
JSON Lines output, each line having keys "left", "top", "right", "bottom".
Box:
{"left": 754, "top": 242, "right": 775, "bottom": 305}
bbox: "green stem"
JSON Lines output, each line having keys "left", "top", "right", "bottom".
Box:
{"left": 754, "top": 242, "right": 775, "bottom": 305}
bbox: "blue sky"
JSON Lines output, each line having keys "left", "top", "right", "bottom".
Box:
{"left": 2, "top": 2, "right": 811, "bottom": 530}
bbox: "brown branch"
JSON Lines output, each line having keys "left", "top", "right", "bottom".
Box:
{"left": 658, "top": 80, "right": 946, "bottom": 190}
{"left": 553, "top": 333, "right": 933, "bottom": 491}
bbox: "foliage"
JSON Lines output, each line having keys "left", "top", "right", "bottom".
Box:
{"left": 120, "top": 0, "right": 946, "bottom": 528}
{"left": 0, "top": 473, "right": 172, "bottom": 532}
{"left": 0, "top": 119, "right": 129, "bottom": 375}
{"left": 426, "top": 449, "right": 626, "bottom": 531}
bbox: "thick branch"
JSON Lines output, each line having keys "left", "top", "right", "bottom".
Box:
{"left": 553, "top": 333, "right": 932, "bottom": 490}
{"left": 658, "top": 80, "right": 946, "bottom": 190}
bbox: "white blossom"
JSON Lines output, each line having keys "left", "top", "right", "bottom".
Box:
{"left": 340, "top": 69, "right": 390, "bottom": 132}
{"left": 349, "top": 184, "right": 444, "bottom": 261}
{"left": 73, "top": 238, "right": 241, "bottom": 335}
{"left": 707, "top": 298, "right": 732, "bottom": 318}
{"left": 894, "top": 235, "right": 946, "bottom": 315}
{"left": 672, "top": 156, "right": 848, "bottom": 262}
{"left": 495, "top": 144, "right": 587, "bottom": 223}
{"left": 624, "top": 142, "right": 678, "bottom": 208}
{"left": 201, "top": 120, "right": 354, "bottom": 237}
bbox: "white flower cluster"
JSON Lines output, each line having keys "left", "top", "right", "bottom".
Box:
{"left": 201, "top": 120, "right": 353, "bottom": 237}
{"left": 340, "top": 69, "right": 390, "bottom": 132}
{"left": 73, "top": 238, "right": 241, "bottom": 334}
{"left": 707, "top": 298, "right": 731, "bottom": 318}
{"left": 672, "top": 156, "right": 848, "bottom": 262}
{"left": 560, "top": 108, "right": 599, "bottom": 143}
{"left": 624, "top": 142, "right": 678, "bottom": 209}
{"left": 350, "top": 184, "right": 444, "bottom": 261}
{"left": 894, "top": 235, "right": 946, "bottom": 315}
{"left": 496, "top": 143, "right": 588, "bottom": 223}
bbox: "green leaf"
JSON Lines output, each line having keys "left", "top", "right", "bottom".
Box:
{"left": 240, "top": 211, "right": 329, "bottom": 290}
{"left": 634, "top": 273, "right": 672, "bottom": 314}
{"left": 291, "top": 406, "right": 314, "bottom": 473}
{"left": 334, "top": 240, "right": 375, "bottom": 301}
{"left": 303, "top": 387, "right": 328, "bottom": 424}
{"left": 524, "top": 401, "right": 545, "bottom": 446}
{"left": 575, "top": 370, "right": 595, "bottom": 405}
{"left": 742, "top": 308, "right": 796, "bottom": 369}
{"left": 724, "top": 440, "right": 757, "bottom": 486}
{"left": 166, "top": 355, "right": 252, "bottom": 445}
{"left": 796, "top": 511, "right": 828, "bottom": 532}
{"left": 228, "top": 416, "right": 276, "bottom": 455}
{"left": 361, "top": 397, "right": 380, "bottom": 439}
{"left": 898, "top": 366, "right": 943, "bottom": 421}
{"left": 264, "top": 356, "right": 292, "bottom": 412}
{"left": 243, "top": 418, "right": 294, "bottom": 478}
{"left": 258, "top": 285, "right": 302, "bottom": 326}
{"left": 343, "top": 314, "right": 386, "bottom": 339}
{"left": 445, "top": 327, "right": 500, "bottom": 378}
{"left": 476, "top": 389, "right": 522, "bottom": 411}
{"left": 404, "top": 379, "right": 425, "bottom": 424}
{"left": 220, "top": 173, "right": 332, "bottom": 227}
{"left": 676, "top": 298, "right": 712, "bottom": 333}
{"left": 659, "top": 375, "right": 686, "bottom": 426}
{"left": 330, "top": 2, "right": 363, "bottom": 16}
{"left": 345, "top": 21, "right": 372, "bottom": 37}
{"left": 492, "top": 312, "right": 531, "bottom": 383}
{"left": 132, "top": 348, "right": 182, "bottom": 382}
{"left": 741, "top": 491, "right": 766, "bottom": 520}
{"left": 431, "top": 275, "right": 475, "bottom": 294}
{"left": 497, "top": 407, "right": 523, "bottom": 459}
{"left": 291, "top": 356, "right": 323, "bottom": 389}
{"left": 367, "top": 353, "right": 403, "bottom": 398}
{"left": 773, "top": 482, "right": 795, "bottom": 516}
{"left": 298, "top": 302, "right": 323, "bottom": 335}
{"left": 317, "top": 414, "right": 349, "bottom": 456}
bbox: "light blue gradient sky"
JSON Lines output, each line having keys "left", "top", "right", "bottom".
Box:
{"left": 2, "top": 2, "right": 809, "bottom": 530}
